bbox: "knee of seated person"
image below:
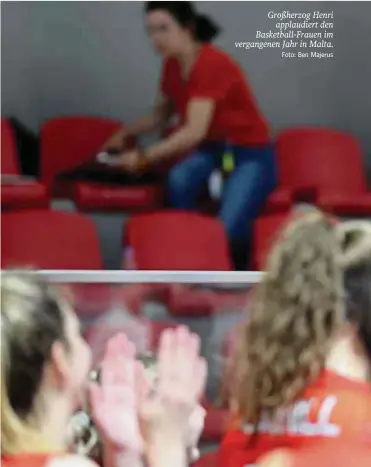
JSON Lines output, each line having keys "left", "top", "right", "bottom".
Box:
{"left": 221, "top": 213, "right": 253, "bottom": 244}
{"left": 167, "top": 165, "right": 192, "bottom": 195}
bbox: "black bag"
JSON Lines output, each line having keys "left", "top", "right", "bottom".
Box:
{"left": 9, "top": 118, "right": 40, "bottom": 177}
{"left": 57, "top": 160, "right": 160, "bottom": 186}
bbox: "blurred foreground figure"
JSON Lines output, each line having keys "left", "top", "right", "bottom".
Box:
{"left": 257, "top": 220, "right": 371, "bottom": 467}
{"left": 219, "top": 213, "right": 371, "bottom": 466}
{"left": 1, "top": 270, "right": 207, "bottom": 467}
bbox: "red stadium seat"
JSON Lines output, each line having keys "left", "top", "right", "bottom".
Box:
{"left": 1, "top": 118, "right": 19, "bottom": 175}
{"left": 275, "top": 128, "right": 371, "bottom": 215}
{"left": 252, "top": 212, "right": 293, "bottom": 270}
{"left": 124, "top": 211, "right": 232, "bottom": 271}
{"left": 73, "top": 181, "right": 162, "bottom": 212}
{"left": 40, "top": 116, "right": 162, "bottom": 210}
{"left": 166, "top": 284, "right": 250, "bottom": 317}
{"left": 264, "top": 187, "right": 293, "bottom": 213}
{"left": 1, "top": 118, "right": 49, "bottom": 209}
{"left": 1, "top": 209, "right": 103, "bottom": 269}
{"left": 123, "top": 211, "right": 233, "bottom": 316}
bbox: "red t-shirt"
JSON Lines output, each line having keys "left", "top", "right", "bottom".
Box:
{"left": 160, "top": 44, "right": 270, "bottom": 146}
{"left": 292, "top": 442, "right": 371, "bottom": 467}
{"left": 2, "top": 454, "right": 55, "bottom": 467}
{"left": 218, "top": 370, "right": 371, "bottom": 467}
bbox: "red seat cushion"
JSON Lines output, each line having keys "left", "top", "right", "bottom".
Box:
{"left": 318, "top": 191, "right": 371, "bottom": 215}
{"left": 1, "top": 181, "right": 49, "bottom": 209}
{"left": 264, "top": 187, "right": 293, "bottom": 213}
{"left": 167, "top": 285, "right": 216, "bottom": 317}
{"left": 167, "top": 285, "right": 250, "bottom": 317}
{"left": 73, "top": 181, "right": 163, "bottom": 211}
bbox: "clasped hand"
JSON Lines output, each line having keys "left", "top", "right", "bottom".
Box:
{"left": 88, "top": 326, "right": 207, "bottom": 457}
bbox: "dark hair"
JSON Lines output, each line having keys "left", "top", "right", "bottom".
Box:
{"left": 338, "top": 222, "right": 371, "bottom": 360}
{"left": 145, "top": 1, "right": 220, "bottom": 43}
{"left": 1, "top": 270, "right": 69, "bottom": 455}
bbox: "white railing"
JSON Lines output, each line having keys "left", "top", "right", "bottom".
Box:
{"left": 35, "top": 270, "right": 264, "bottom": 284}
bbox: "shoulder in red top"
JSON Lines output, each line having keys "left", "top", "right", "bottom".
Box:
{"left": 160, "top": 45, "right": 270, "bottom": 146}
{"left": 2, "top": 454, "right": 52, "bottom": 467}
{"left": 292, "top": 441, "right": 371, "bottom": 467}
{"left": 218, "top": 370, "right": 371, "bottom": 467}
{"left": 1, "top": 453, "right": 74, "bottom": 467}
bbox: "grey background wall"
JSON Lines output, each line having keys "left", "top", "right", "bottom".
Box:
{"left": 2, "top": 1, "right": 371, "bottom": 172}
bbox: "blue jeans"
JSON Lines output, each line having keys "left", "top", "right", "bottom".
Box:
{"left": 167, "top": 141, "right": 277, "bottom": 248}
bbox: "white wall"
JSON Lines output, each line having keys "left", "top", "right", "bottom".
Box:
{"left": 2, "top": 1, "right": 371, "bottom": 167}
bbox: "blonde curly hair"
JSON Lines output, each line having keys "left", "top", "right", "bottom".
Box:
{"left": 233, "top": 210, "right": 344, "bottom": 425}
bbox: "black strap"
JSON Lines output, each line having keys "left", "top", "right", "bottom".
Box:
{"left": 57, "top": 160, "right": 160, "bottom": 186}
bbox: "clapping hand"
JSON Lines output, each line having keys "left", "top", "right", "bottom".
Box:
{"left": 140, "top": 326, "right": 207, "bottom": 442}
{"left": 89, "top": 327, "right": 207, "bottom": 465}
{"left": 89, "top": 333, "right": 144, "bottom": 453}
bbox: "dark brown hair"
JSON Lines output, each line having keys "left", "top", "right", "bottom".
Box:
{"left": 338, "top": 221, "right": 371, "bottom": 360}
{"left": 145, "top": 1, "right": 220, "bottom": 43}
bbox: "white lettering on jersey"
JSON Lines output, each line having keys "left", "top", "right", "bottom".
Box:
{"left": 317, "top": 395, "right": 341, "bottom": 436}
{"left": 242, "top": 395, "right": 341, "bottom": 437}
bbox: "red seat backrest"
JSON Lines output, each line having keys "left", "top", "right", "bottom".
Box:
{"left": 40, "top": 116, "right": 122, "bottom": 186}
{"left": 126, "top": 210, "right": 232, "bottom": 271}
{"left": 1, "top": 118, "right": 19, "bottom": 175}
{"left": 277, "top": 128, "right": 367, "bottom": 193}
{"left": 1, "top": 209, "right": 103, "bottom": 269}
{"left": 252, "top": 212, "right": 293, "bottom": 270}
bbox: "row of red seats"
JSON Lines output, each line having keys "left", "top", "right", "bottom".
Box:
{"left": 1, "top": 208, "right": 237, "bottom": 442}
{"left": 1, "top": 116, "right": 162, "bottom": 211}
{"left": 1, "top": 208, "right": 291, "bottom": 317}
{"left": 2, "top": 116, "right": 371, "bottom": 215}
{"left": 0, "top": 207, "right": 319, "bottom": 446}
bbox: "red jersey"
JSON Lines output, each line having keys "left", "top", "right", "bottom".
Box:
{"left": 291, "top": 442, "right": 371, "bottom": 467}
{"left": 160, "top": 44, "right": 270, "bottom": 146}
{"left": 2, "top": 454, "right": 53, "bottom": 467}
{"left": 219, "top": 370, "right": 371, "bottom": 467}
